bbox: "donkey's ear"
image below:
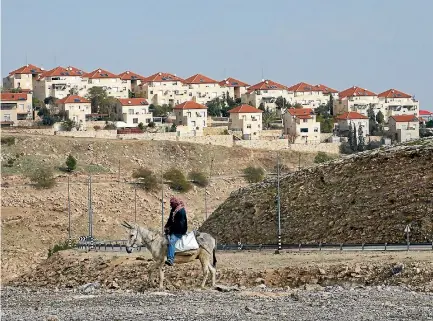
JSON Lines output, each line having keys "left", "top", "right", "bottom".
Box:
{"left": 121, "top": 221, "right": 131, "bottom": 229}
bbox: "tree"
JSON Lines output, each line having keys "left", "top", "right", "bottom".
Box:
{"left": 138, "top": 122, "right": 145, "bottom": 131}
{"left": 87, "top": 87, "right": 108, "bottom": 113}
{"left": 128, "top": 90, "right": 135, "bottom": 98}
{"left": 275, "top": 96, "right": 290, "bottom": 110}
{"left": 262, "top": 108, "right": 277, "bottom": 129}
{"left": 188, "top": 171, "right": 209, "bottom": 187}
{"left": 132, "top": 167, "right": 159, "bottom": 191}
{"left": 328, "top": 94, "right": 334, "bottom": 116}
{"left": 98, "top": 96, "right": 118, "bottom": 121}
{"left": 353, "top": 123, "right": 358, "bottom": 151}
{"left": 348, "top": 121, "right": 354, "bottom": 150}
{"left": 151, "top": 104, "right": 172, "bottom": 117}
{"left": 243, "top": 166, "right": 265, "bottom": 183}
{"left": 62, "top": 119, "right": 78, "bottom": 131}
{"left": 426, "top": 120, "right": 433, "bottom": 128}
{"left": 32, "top": 97, "right": 44, "bottom": 110}
{"left": 69, "top": 87, "right": 78, "bottom": 96}
{"left": 44, "top": 96, "right": 57, "bottom": 106}
{"left": 314, "top": 151, "right": 334, "bottom": 164}
{"left": 367, "top": 104, "right": 382, "bottom": 135}
{"left": 258, "top": 103, "right": 266, "bottom": 111}
{"left": 358, "top": 123, "right": 365, "bottom": 151}
{"left": 206, "top": 98, "right": 224, "bottom": 117}
{"left": 225, "top": 92, "right": 237, "bottom": 109}
{"left": 65, "top": 154, "right": 77, "bottom": 172}
{"left": 163, "top": 168, "right": 192, "bottom": 193}
{"left": 26, "top": 166, "right": 56, "bottom": 189}
{"left": 376, "top": 110, "right": 384, "bottom": 124}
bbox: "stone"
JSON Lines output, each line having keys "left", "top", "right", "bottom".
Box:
{"left": 254, "top": 277, "right": 265, "bottom": 284}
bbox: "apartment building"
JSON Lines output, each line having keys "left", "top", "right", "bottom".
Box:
{"left": 173, "top": 101, "right": 207, "bottom": 136}
{"left": 3, "top": 64, "right": 44, "bottom": 90}
{"left": 33, "top": 66, "right": 87, "bottom": 101}
{"left": 138, "top": 72, "right": 186, "bottom": 106}
{"left": 288, "top": 82, "right": 329, "bottom": 109}
{"left": 57, "top": 95, "right": 91, "bottom": 128}
{"left": 0, "top": 92, "right": 33, "bottom": 121}
{"left": 419, "top": 110, "right": 433, "bottom": 122}
{"left": 241, "top": 79, "right": 292, "bottom": 111}
{"left": 282, "top": 108, "right": 320, "bottom": 144}
{"left": 378, "top": 89, "right": 419, "bottom": 122}
{"left": 218, "top": 77, "right": 249, "bottom": 99}
{"left": 388, "top": 115, "right": 419, "bottom": 143}
{"left": 84, "top": 68, "right": 127, "bottom": 98}
{"left": 115, "top": 98, "right": 152, "bottom": 127}
{"left": 118, "top": 71, "right": 145, "bottom": 94}
{"left": 314, "top": 84, "right": 339, "bottom": 99}
{"left": 228, "top": 104, "right": 263, "bottom": 140}
{"left": 184, "top": 73, "right": 226, "bottom": 105}
{"left": 335, "top": 111, "right": 370, "bottom": 137}
{"left": 333, "top": 86, "right": 379, "bottom": 117}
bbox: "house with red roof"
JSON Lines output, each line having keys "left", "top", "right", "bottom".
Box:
{"left": 1, "top": 92, "right": 34, "bottom": 125}
{"left": 241, "top": 79, "right": 292, "bottom": 111}
{"left": 57, "top": 95, "right": 91, "bottom": 128}
{"left": 33, "top": 66, "right": 87, "bottom": 101}
{"left": 335, "top": 112, "right": 370, "bottom": 137}
{"left": 218, "top": 77, "right": 249, "bottom": 100}
{"left": 419, "top": 110, "right": 433, "bottom": 122}
{"left": 138, "top": 72, "right": 186, "bottom": 106}
{"left": 377, "top": 89, "right": 419, "bottom": 122}
{"left": 388, "top": 115, "right": 419, "bottom": 142}
{"left": 84, "top": 68, "right": 127, "bottom": 98}
{"left": 184, "top": 73, "right": 226, "bottom": 105}
{"left": 173, "top": 101, "right": 207, "bottom": 136}
{"left": 227, "top": 104, "right": 263, "bottom": 140}
{"left": 3, "top": 64, "right": 44, "bottom": 91}
{"left": 118, "top": 71, "right": 146, "bottom": 95}
{"left": 333, "top": 86, "right": 379, "bottom": 117}
{"left": 115, "top": 98, "right": 152, "bottom": 128}
{"left": 287, "top": 82, "right": 329, "bottom": 109}
{"left": 282, "top": 108, "right": 320, "bottom": 144}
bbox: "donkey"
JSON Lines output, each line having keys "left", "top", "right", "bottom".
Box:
{"left": 121, "top": 221, "right": 217, "bottom": 289}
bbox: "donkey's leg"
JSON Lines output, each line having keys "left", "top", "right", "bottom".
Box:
{"left": 159, "top": 264, "right": 165, "bottom": 290}
{"left": 208, "top": 262, "right": 216, "bottom": 287}
{"left": 199, "top": 253, "right": 210, "bottom": 289}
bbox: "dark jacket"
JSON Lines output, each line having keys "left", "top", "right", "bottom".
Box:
{"left": 164, "top": 207, "right": 187, "bottom": 235}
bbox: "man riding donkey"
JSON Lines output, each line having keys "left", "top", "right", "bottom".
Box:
{"left": 164, "top": 196, "right": 188, "bottom": 266}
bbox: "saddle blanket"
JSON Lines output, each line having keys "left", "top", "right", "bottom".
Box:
{"left": 175, "top": 232, "right": 199, "bottom": 252}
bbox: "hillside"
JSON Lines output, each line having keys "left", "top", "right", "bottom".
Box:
{"left": 1, "top": 133, "right": 315, "bottom": 282}
{"left": 200, "top": 138, "right": 433, "bottom": 245}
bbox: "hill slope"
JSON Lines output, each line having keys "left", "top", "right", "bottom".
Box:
{"left": 200, "top": 139, "right": 433, "bottom": 245}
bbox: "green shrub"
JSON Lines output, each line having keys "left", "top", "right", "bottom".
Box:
{"left": 163, "top": 168, "right": 192, "bottom": 192}
{"left": 104, "top": 122, "right": 117, "bottom": 130}
{"left": 188, "top": 171, "right": 209, "bottom": 187}
{"left": 1, "top": 136, "right": 16, "bottom": 146}
{"left": 314, "top": 151, "right": 335, "bottom": 164}
{"left": 94, "top": 125, "right": 101, "bottom": 131}
{"left": 243, "top": 166, "right": 265, "bottom": 183}
{"left": 222, "top": 129, "right": 230, "bottom": 135}
{"left": 132, "top": 167, "right": 159, "bottom": 191}
{"left": 48, "top": 240, "right": 76, "bottom": 258}
{"left": 138, "top": 122, "right": 145, "bottom": 131}
{"left": 62, "top": 119, "right": 77, "bottom": 131}
{"left": 148, "top": 122, "right": 156, "bottom": 128}
{"left": 65, "top": 154, "right": 77, "bottom": 172}
{"left": 26, "top": 166, "right": 56, "bottom": 189}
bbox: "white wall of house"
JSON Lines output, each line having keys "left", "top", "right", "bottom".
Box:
{"left": 59, "top": 101, "right": 91, "bottom": 126}
{"left": 241, "top": 90, "right": 294, "bottom": 111}
{"left": 141, "top": 80, "right": 187, "bottom": 106}
{"left": 229, "top": 112, "right": 262, "bottom": 140}
{"left": 174, "top": 108, "right": 207, "bottom": 134}
{"left": 291, "top": 91, "right": 329, "bottom": 109}
{"left": 116, "top": 102, "right": 153, "bottom": 127}
{"left": 334, "top": 95, "right": 379, "bottom": 116}
{"left": 187, "top": 83, "right": 227, "bottom": 105}
{"left": 87, "top": 77, "right": 128, "bottom": 98}
{"left": 34, "top": 75, "right": 88, "bottom": 100}
{"left": 3, "top": 73, "right": 36, "bottom": 90}
{"left": 388, "top": 118, "right": 419, "bottom": 142}
{"left": 337, "top": 118, "right": 370, "bottom": 137}
{"left": 283, "top": 113, "right": 321, "bottom": 143}
{"left": 1, "top": 93, "right": 33, "bottom": 120}
{"left": 379, "top": 97, "right": 419, "bottom": 122}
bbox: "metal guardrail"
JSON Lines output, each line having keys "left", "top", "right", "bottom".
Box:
{"left": 76, "top": 240, "right": 433, "bottom": 252}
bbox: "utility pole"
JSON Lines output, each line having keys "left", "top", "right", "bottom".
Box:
{"left": 161, "top": 167, "right": 164, "bottom": 234}
{"left": 118, "top": 160, "right": 121, "bottom": 183}
{"left": 88, "top": 175, "right": 93, "bottom": 238}
{"left": 204, "top": 157, "right": 214, "bottom": 220}
{"left": 68, "top": 176, "right": 71, "bottom": 243}
{"left": 134, "top": 183, "right": 137, "bottom": 223}
{"left": 298, "top": 153, "right": 301, "bottom": 171}
{"left": 276, "top": 154, "right": 282, "bottom": 253}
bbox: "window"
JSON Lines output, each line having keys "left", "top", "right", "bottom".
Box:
{"left": 247, "top": 124, "right": 251, "bottom": 129}
{"left": 150, "top": 91, "right": 153, "bottom": 94}
{"left": 3, "top": 114, "right": 11, "bottom": 121}
{"left": 146, "top": 119, "right": 150, "bottom": 123}
{"left": 18, "top": 104, "right": 24, "bottom": 110}
{"left": 133, "top": 118, "right": 138, "bottom": 123}
{"left": 303, "top": 119, "right": 308, "bottom": 123}
{"left": 300, "top": 128, "right": 308, "bottom": 133}
{"left": 187, "top": 112, "right": 191, "bottom": 117}
{"left": 314, "top": 127, "right": 318, "bottom": 132}
{"left": 128, "top": 109, "right": 134, "bottom": 115}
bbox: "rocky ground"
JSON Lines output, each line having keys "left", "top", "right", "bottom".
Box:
{"left": 2, "top": 285, "right": 433, "bottom": 321}
{"left": 201, "top": 138, "right": 433, "bottom": 245}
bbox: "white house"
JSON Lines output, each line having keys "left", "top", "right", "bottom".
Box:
{"left": 241, "top": 79, "right": 292, "bottom": 111}
{"left": 115, "top": 98, "right": 152, "bottom": 127}
{"left": 138, "top": 72, "right": 186, "bottom": 106}
{"left": 173, "top": 101, "right": 207, "bottom": 136}
{"left": 218, "top": 77, "right": 249, "bottom": 100}
{"left": 314, "top": 84, "right": 339, "bottom": 100}
{"left": 283, "top": 108, "right": 320, "bottom": 144}
{"left": 333, "top": 86, "right": 379, "bottom": 117}
{"left": 228, "top": 104, "right": 263, "bottom": 140}
{"left": 419, "top": 110, "right": 433, "bottom": 123}
{"left": 57, "top": 95, "right": 91, "bottom": 128}
{"left": 377, "top": 89, "right": 419, "bottom": 122}
{"left": 118, "top": 71, "right": 145, "bottom": 95}
{"left": 84, "top": 68, "right": 127, "bottom": 98}
{"left": 388, "top": 115, "right": 419, "bottom": 143}
{"left": 287, "top": 82, "right": 329, "bottom": 109}
{"left": 0, "top": 92, "right": 33, "bottom": 121}
{"left": 335, "top": 111, "right": 370, "bottom": 138}
{"left": 33, "top": 66, "right": 87, "bottom": 101}
{"left": 184, "top": 73, "right": 226, "bottom": 105}
{"left": 3, "top": 64, "right": 44, "bottom": 90}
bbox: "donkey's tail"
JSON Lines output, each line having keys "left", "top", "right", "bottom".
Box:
{"left": 212, "top": 248, "right": 217, "bottom": 268}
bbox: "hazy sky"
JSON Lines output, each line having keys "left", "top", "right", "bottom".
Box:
{"left": 1, "top": 0, "right": 432, "bottom": 110}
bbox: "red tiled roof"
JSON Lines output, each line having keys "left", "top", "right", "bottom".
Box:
{"left": 143, "top": 72, "right": 184, "bottom": 83}
{"left": 174, "top": 101, "right": 207, "bottom": 110}
{"left": 247, "top": 79, "right": 288, "bottom": 93}
{"left": 9, "top": 64, "right": 43, "bottom": 75}
{"left": 419, "top": 110, "right": 433, "bottom": 116}
{"left": 184, "top": 73, "right": 218, "bottom": 84}
{"left": 218, "top": 77, "right": 249, "bottom": 87}
{"left": 1, "top": 93, "right": 28, "bottom": 101}
{"left": 390, "top": 115, "right": 418, "bottom": 122}
{"left": 83, "top": 68, "right": 119, "bottom": 79}
{"left": 118, "top": 71, "right": 146, "bottom": 81}
{"left": 378, "top": 89, "right": 412, "bottom": 98}
{"left": 336, "top": 112, "right": 368, "bottom": 120}
{"left": 57, "top": 95, "right": 90, "bottom": 104}
{"left": 314, "top": 84, "right": 338, "bottom": 94}
{"left": 287, "top": 108, "right": 314, "bottom": 116}
{"left": 287, "top": 82, "right": 321, "bottom": 92}
{"left": 117, "top": 98, "right": 149, "bottom": 106}
{"left": 228, "top": 104, "right": 263, "bottom": 113}
{"left": 39, "top": 66, "right": 86, "bottom": 78}
{"left": 339, "top": 86, "right": 376, "bottom": 99}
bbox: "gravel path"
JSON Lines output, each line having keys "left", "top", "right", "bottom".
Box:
{"left": 2, "top": 286, "right": 433, "bottom": 321}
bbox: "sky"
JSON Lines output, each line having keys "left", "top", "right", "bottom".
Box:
{"left": 1, "top": 0, "right": 432, "bottom": 111}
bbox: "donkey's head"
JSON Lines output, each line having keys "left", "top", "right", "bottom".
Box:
{"left": 121, "top": 221, "right": 141, "bottom": 254}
